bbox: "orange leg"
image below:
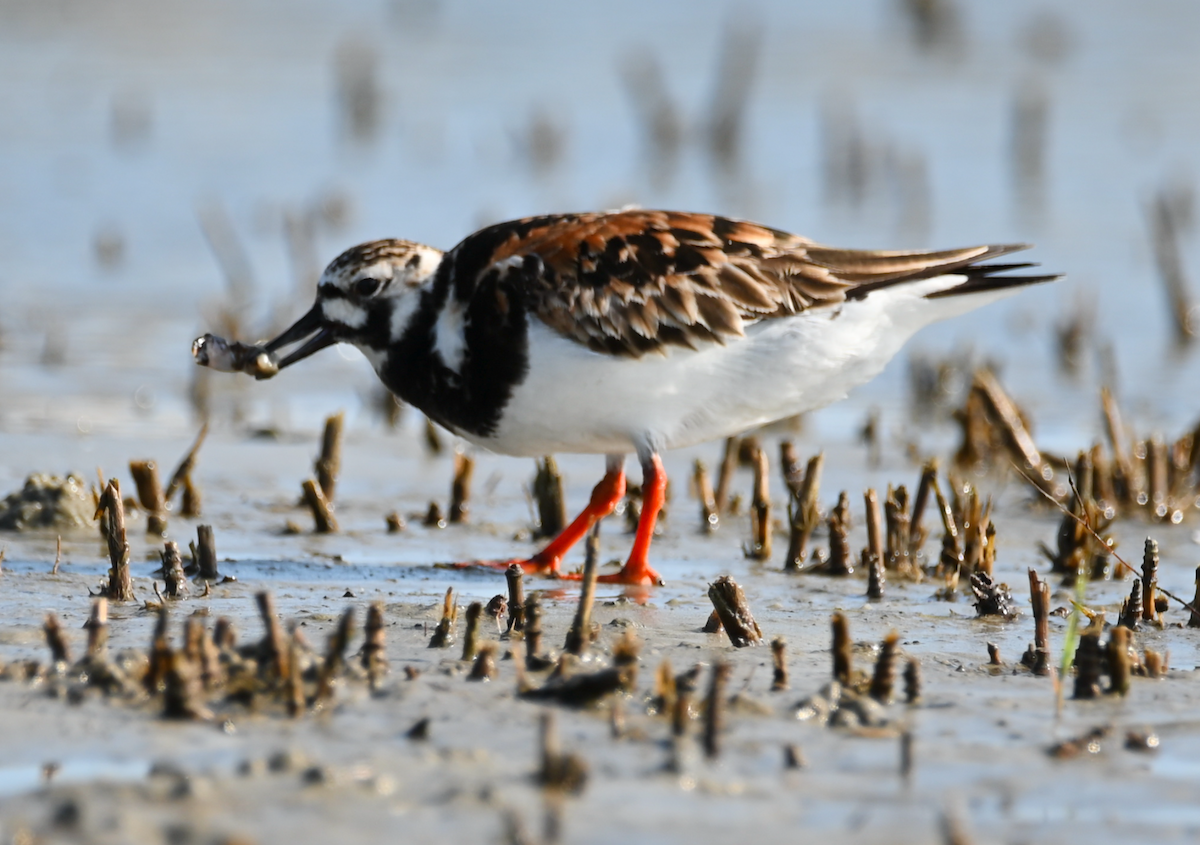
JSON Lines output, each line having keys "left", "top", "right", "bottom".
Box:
{"left": 598, "top": 453, "right": 665, "bottom": 586}
{"left": 515, "top": 463, "right": 626, "bottom": 576}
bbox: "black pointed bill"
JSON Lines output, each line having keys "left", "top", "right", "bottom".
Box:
{"left": 265, "top": 305, "right": 338, "bottom": 370}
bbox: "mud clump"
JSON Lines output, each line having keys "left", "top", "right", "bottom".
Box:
{"left": 0, "top": 473, "right": 94, "bottom": 531}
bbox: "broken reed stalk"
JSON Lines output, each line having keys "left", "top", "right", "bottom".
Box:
{"left": 784, "top": 453, "right": 823, "bottom": 572}
{"left": 1149, "top": 189, "right": 1198, "bottom": 345}
{"left": 864, "top": 488, "right": 885, "bottom": 594}
{"left": 693, "top": 459, "right": 718, "bottom": 532}
{"left": 164, "top": 423, "right": 208, "bottom": 505}
{"left": 746, "top": 446, "right": 771, "bottom": 560}
{"left": 301, "top": 479, "right": 338, "bottom": 533}
{"left": 1073, "top": 623, "right": 1103, "bottom": 699}
{"left": 462, "top": 601, "right": 483, "bottom": 662}
{"left": 1142, "top": 538, "right": 1160, "bottom": 624}
{"left": 429, "top": 588, "right": 457, "bottom": 648}
{"left": 533, "top": 456, "right": 566, "bottom": 538}
{"left": 884, "top": 486, "right": 913, "bottom": 573}
{"left": 770, "top": 636, "right": 788, "bottom": 691}
{"left": 161, "top": 541, "right": 187, "bottom": 598}
{"left": 702, "top": 661, "right": 733, "bottom": 760}
{"left": 866, "top": 548, "right": 885, "bottom": 600}
{"left": 52, "top": 536, "right": 61, "bottom": 576}
{"left": 505, "top": 564, "right": 526, "bottom": 632}
{"left": 316, "top": 607, "right": 356, "bottom": 702}
{"left": 145, "top": 607, "right": 170, "bottom": 694}
{"left": 707, "top": 575, "right": 763, "bottom": 647}
{"left": 162, "top": 648, "right": 211, "bottom": 721}
{"left": 180, "top": 475, "right": 202, "bottom": 519}
{"left": 1190, "top": 566, "right": 1200, "bottom": 628}
{"left": 779, "top": 440, "right": 804, "bottom": 496}
{"left": 869, "top": 631, "right": 899, "bottom": 704}
{"left": 826, "top": 492, "right": 853, "bottom": 575}
{"left": 715, "top": 436, "right": 739, "bottom": 514}
{"left": 286, "top": 633, "right": 305, "bottom": 717}
{"left": 524, "top": 595, "right": 545, "bottom": 667}
{"left": 43, "top": 613, "right": 71, "bottom": 665}
{"left": 1100, "top": 386, "right": 1136, "bottom": 505}
{"left": 831, "top": 612, "right": 852, "bottom": 686}
{"left": 564, "top": 527, "right": 600, "bottom": 655}
{"left": 973, "top": 369, "right": 1052, "bottom": 489}
{"left": 909, "top": 459, "right": 937, "bottom": 555}
{"left": 128, "top": 459, "right": 168, "bottom": 536}
{"left": 1108, "top": 625, "right": 1132, "bottom": 695}
{"left": 85, "top": 598, "right": 108, "bottom": 658}
{"left": 1028, "top": 569, "right": 1051, "bottom": 676}
{"left": 903, "top": 658, "right": 921, "bottom": 704}
{"left": 194, "top": 524, "right": 219, "bottom": 581}
{"left": 362, "top": 601, "right": 387, "bottom": 687}
{"left": 449, "top": 451, "right": 475, "bottom": 524}
{"left": 96, "top": 479, "right": 133, "bottom": 601}
{"left": 538, "top": 710, "right": 588, "bottom": 793}
{"left": 315, "top": 411, "right": 344, "bottom": 502}
{"left": 468, "top": 642, "right": 499, "bottom": 681}
{"left": 256, "top": 591, "right": 290, "bottom": 683}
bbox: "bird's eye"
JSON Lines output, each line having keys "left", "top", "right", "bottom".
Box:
{"left": 353, "top": 277, "right": 381, "bottom": 298}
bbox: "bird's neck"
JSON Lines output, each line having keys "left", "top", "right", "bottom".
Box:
{"left": 366, "top": 278, "right": 531, "bottom": 439}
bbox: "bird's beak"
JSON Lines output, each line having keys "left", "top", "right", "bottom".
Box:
{"left": 264, "top": 304, "right": 338, "bottom": 370}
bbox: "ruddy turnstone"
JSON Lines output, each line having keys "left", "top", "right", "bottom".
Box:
{"left": 194, "top": 210, "right": 1057, "bottom": 585}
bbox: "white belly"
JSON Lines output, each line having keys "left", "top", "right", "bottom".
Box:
{"left": 469, "top": 277, "right": 1011, "bottom": 457}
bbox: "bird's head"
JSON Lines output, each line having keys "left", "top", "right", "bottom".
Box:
{"left": 264, "top": 238, "right": 444, "bottom": 369}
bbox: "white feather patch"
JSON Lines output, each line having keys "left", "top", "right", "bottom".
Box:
{"left": 388, "top": 292, "right": 422, "bottom": 342}
{"left": 322, "top": 298, "right": 367, "bottom": 329}
{"left": 434, "top": 299, "right": 467, "bottom": 372}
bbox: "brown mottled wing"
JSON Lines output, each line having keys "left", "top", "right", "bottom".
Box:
{"left": 462, "top": 210, "right": 1025, "bottom": 357}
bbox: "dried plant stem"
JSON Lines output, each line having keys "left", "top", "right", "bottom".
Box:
{"left": 1141, "top": 538, "right": 1160, "bottom": 624}
{"left": 256, "top": 591, "right": 290, "bottom": 683}
{"left": 564, "top": 528, "right": 600, "bottom": 655}
{"left": 85, "top": 598, "right": 108, "bottom": 658}
{"left": 505, "top": 564, "right": 526, "bottom": 632}
{"left": 195, "top": 524, "right": 219, "bottom": 581}
{"left": 831, "top": 613, "right": 852, "bottom": 685}
{"left": 161, "top": 541, "right": 187, "bottom": 598}
{"left": 301, "top": 479, "right": 338, "bottom": 533}
{"left": 316, "top": 607, "right": 356, "bottom": 703}
{"left": 702, "top": 661, "right": 733, "bottom": 759}
{"left": 869, "top": 631, "right": 899, "bottom": 704}
{"left": 129, "top": 459, "right": 167, "bottom": 536}
{"left": 43, "top": 613, "right": 71, "bottom": 665}
{"left": 770, "top": 637, "right": 788, "bottom": 691}
{"left": 715, "top": 436, "right": 739, "bottom": 515}
{"left": 165, "top": 423, "right": 209, "bottom": 503}
{"left": 429, "top": 588, "right": 457, "bottom": 648}
{"left": 746, "top": 447, "right": 771, "bottom": 560}
{"left": 362, "top": 601, "right": 387, "bottom": 688}
{"left": 1028, "top": 568, "right": 1051, "bottom": 676}
{"left": 693, "top": 459, "right": 718, "bottom": 532}
{"left": 97, "top": 479, "right": 133, "bottom": 601}
{"left": 1108, "top": 625, "right": 1132, "bottom": 695}
{"left": 784, "top": 453, "right": 823, "bottom": 572}
{"left": 315, "top": 411, "right": 344, "bottom": 502}
{"left": 462, "top": 601, "right": 483, "bottom": 662}
{"left": 707, "top": 575, "right": 763, "bottom": 647}
{"left": 533, "top": 457, "right": 566, "bottom": 538}
{"left": 449, "top": 451, "right": 474, "bottom": 524}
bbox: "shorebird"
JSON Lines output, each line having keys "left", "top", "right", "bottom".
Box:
{"left": 194, "top": 210, "right": 1056, "bottom": 585}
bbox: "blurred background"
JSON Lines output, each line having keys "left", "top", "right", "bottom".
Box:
{"left": 1, "top": 0, "right": 1198, "bottom": 459}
